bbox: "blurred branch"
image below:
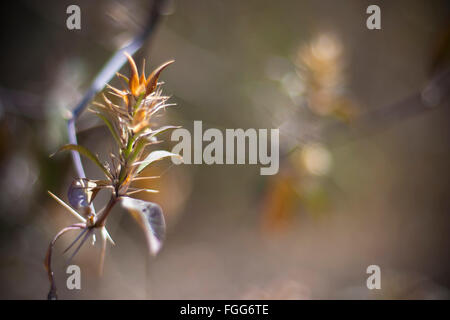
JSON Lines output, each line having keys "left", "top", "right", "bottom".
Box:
{"left": 0, "top": 87, "right": 45, "bottom": 119}
{"left": 282, "top": 67, "right": 450, "bottom": 159}
{"left": 327, "top": 68, "right": 450, "bottom": 146}
{"left": 291, "top": 67, "right": 450, "bottom": 153}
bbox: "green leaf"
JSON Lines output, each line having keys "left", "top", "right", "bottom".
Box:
{"left": 53, "top": 144, "right": 112, "bottom": 179}
{"left": 93, "top": 112, "right": 121, "bottom": 147}
{"left": 135, "top": 150, "right": 182, "bottom": 174}
{"left": 120, "top": 197, "right": 165, "bottom": 255}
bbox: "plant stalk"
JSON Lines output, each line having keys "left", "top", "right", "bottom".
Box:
{"left": 94, "top": 195, "right": 118, "bottom": 227}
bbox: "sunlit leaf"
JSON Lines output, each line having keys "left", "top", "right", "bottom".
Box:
{"left": 149, "top": 102, "right": 177, "bottom": 117}
{"left": 135, "top": 150, "right": 182, "bottom": 173}
{"left": 125, "top": 52, "right": 140, "bottom": 96}
{"left": 146, "top": 60, "right": 174, "bottom": 95}
{"left": 126, "top": 188, "right": 159, "bottom": 196}
{"left": 120, "top": 197, "right": 165, "bottom": 255}
{"left": 131, "top": 108, "right": 148, "bottom": 133}
{"left": 147, "top": 125, "right": 180, "bottom": 139}
{"left": 132, "top": 125, "right": 180, "bottom": 147}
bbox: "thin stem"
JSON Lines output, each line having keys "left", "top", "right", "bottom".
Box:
{"left": 99, "top": 231, "right": 107, "bottom": 276}
{"left": 63, "top": 228, "right": 88, "bottom": 254}
{"left": 94, "top": 194, "right": 119, "bottom": 228}
{"left": 45, "top": 223, "right": 86, "bottom": 300}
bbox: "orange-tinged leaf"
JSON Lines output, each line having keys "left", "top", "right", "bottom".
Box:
{"left": 146, "top": 60, "right": 174, "bottom": 95}
{"left": 132, "top": 108, "right": 146, "bottom": 125}
{"left": 125, "top": 52, "right": 140, "bottom": 96}
{"left": 140, "top": 59, "right": 146, "bottom": 84}
{"left": 132, "top": 108, "right": 149, "bottom": 133}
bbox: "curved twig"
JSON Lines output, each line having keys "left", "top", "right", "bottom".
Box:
{"left": 44, "top": 223, "right": 86, "bottom": 300}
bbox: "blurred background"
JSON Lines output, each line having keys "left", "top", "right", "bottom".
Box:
{"left": 0, "top": 0, "right": 450, "bottom": 299}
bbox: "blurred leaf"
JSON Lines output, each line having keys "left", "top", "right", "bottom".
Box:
{"left": 120, "top": 197, "right": 165, "bottom": 255}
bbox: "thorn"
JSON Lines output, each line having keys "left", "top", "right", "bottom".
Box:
{"left": 47, "top": 191, "right": 86, "bottom": 223}
{"left": 63, "top": 228, "right": 88, "bottom": 254}
{"left": 67, "top": 229, "right": 93, "bottom": 264}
